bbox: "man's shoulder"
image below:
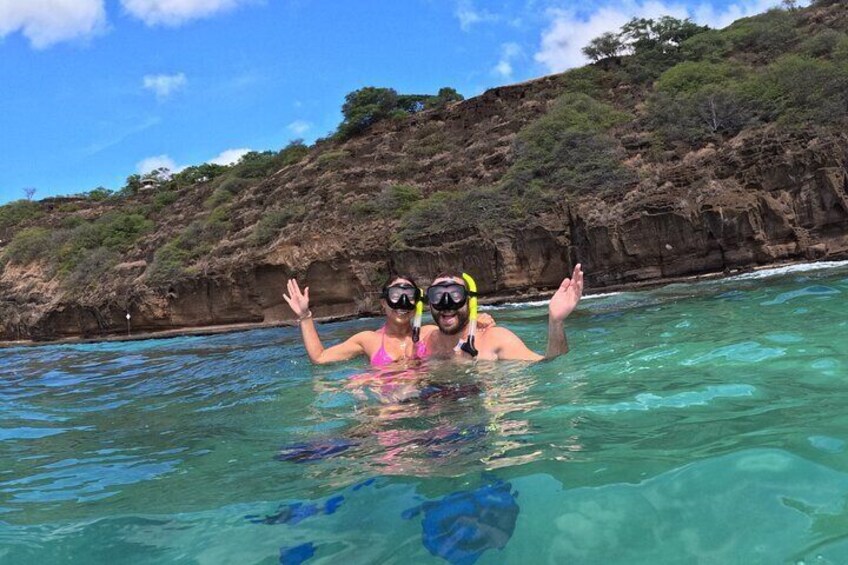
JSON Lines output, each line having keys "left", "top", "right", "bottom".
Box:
{"left": 480, "top": 325, "right": 523, "bottom": 343}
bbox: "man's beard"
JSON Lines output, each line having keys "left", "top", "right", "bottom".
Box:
{"left": 433, "top": 308, "right": 469, "bottom": 336}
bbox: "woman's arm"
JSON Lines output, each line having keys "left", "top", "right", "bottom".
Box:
{"left": 284, "top": 279, "right": 368, "bottom": 365}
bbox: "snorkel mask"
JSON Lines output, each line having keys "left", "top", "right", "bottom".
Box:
{"left": 425, "top": 273, "right": 479, "bottom": 357}
{"left": 381, "top": 284, "right": 421, "bottom": 312}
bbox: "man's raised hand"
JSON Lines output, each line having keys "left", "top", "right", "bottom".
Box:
{"left": 549, "top": 264, "right": 584, "bottom": 323}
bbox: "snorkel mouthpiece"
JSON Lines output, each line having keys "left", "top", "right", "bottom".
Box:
{"left": 412, "top": 289, "right": 424, "bottom": 343}
{"left": 460, "top": 273, "right": 479, "bottom": 357}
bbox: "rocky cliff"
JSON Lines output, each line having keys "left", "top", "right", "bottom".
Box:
{"left": 2, "top": 3, "right": 847, "bottom": 341}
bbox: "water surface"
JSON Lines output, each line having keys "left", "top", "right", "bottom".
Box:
{"left": 2, "top": 262, "right": 848, "bottom": 563}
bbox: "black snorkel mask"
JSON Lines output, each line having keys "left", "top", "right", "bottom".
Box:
{"left": 426, "top": 274, "right": 480, "bottom": 357}
{"left": 381, "top": 284, "right": 421, "bottom": 312}
{"left": 426, "top": 283, "right": 474, "bottom": 311}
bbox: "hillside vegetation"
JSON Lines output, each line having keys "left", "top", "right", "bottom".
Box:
{"left": 2, "top": 0, "right": 848, "bottom": 339}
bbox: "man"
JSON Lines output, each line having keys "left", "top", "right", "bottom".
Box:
{"left": 424, "top": 264, "right": 584, "bottom": 361}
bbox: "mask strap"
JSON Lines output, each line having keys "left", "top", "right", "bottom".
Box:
{"left": 459, "top": 273, "right": 478, "bottom": 357}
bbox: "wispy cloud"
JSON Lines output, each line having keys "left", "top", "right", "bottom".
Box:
{"left": 534, "top": 0, "right": 803, "bottom": 73}
{"left": 121, "top": 0, "right": 253, "bottom": 27}
{"left": 493, "top": 42, "right": 523, "bottom": 79}
{"left": 82, "top": 116, "right": 162, "bottom": 156}
{"left": 209, "top": 148, "right": 250, "bottom": 166}
{"left": 287, "top": 120, "right": 311, "bottom": 136}
{"left": 143, "top": 73, "right": 187, "bottom": 100}
{"left": 455, "top": 0, "right": 500, "bottom": 31}
{"left": 0, "top": 0, "right": 107, "bottom": 49}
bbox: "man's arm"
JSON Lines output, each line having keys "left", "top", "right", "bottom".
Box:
{"left": 491, "top": 327, "right": 544, "bottom": 362}
{"left": 545, "top": 264, "right": 584, "bottom": 361}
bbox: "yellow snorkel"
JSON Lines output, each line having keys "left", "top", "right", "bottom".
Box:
{"left": 460, "top": 272, "right": 479, "bottom": 357}
{"left": 412, "top": 288, "right": 424, "bottom": 343}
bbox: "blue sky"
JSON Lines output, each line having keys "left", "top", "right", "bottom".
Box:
{"left": 0, "top": 0, "right": 796, "bottom": 205}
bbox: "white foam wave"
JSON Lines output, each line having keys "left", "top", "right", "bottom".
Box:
{"left": 485, "top": 291, "right": 622, "bottom": 310}
{"left": 726, "top": 260, "right": 848, "bottom": 281}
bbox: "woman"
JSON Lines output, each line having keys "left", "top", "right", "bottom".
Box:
{"left": 283, "top": 275, "right": 493, "bottom": 366}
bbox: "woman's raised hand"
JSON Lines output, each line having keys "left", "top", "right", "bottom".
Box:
{"left": 477, "top": 312, "right": 496, "bottom": 331}
{"left": 283, "top": 279, "right": 311, "bottom": 319}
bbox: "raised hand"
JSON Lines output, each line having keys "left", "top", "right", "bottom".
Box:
{"left": 549, "top": 264, "right": 584, "bottom": 323}
{"left": 283, "top": 279, "right": 311, "bottom": 319}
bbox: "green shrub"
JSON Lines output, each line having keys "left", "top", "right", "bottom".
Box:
{"left": 98, "top": 213, "right": 152, "bottom": 251}
{"left": 146, "top": 204, "right": 233, "bottom": 283}
{"left": 798, "top": 29, "right": 848, "bottom": 59}
{"left": 82, "top": 187, "right": 113, "bottom": 201}
{"left": 55, "top": 212, "right": 152, "bottom": 273}
{"left": 758, "top": 55, "right": 848, "bottom": 124}
{"left": 170, "top": 163, "right": 228, "bottom": 188}
{"left": 557, "top": 66, "right": 608, "bottom": 98}
{"left": 398, "top": 186, "right": 518, "bottom": 244}
{"left": 230, "top": 151, "right": 278, "bottom": 179}
{"left": 680, "top": 29, "right": 731, "bottom": 62}
{"left": 502, "top": 93, "right": 634, "bottom": 195}
{"left": 648, "top": 85, "right": 754, "bottom": 145}
{"left": 3, "top": 227, "right": 55, "bottom": 264}
{"left": 316, "top": 149, "right": 350, "bottom": 166}
{"left": 723, "top": 9, "right": 798, "bottom": 61}
{"left": 64, "top": 247, "right": 119, "bottom": 294}
{"left": 655, "top": 61, "right": 745, "bottom": 94}
{"left": 252, "top": 207, "right": 304, "bottom": 246}
{"left": 146, "top": 241, "right": 192, "bottom": 284}
{"left": 152, "top": 190, "right": 178, "bottom": 211}
{"left": 0, "top": 200, "right": 42, "bottom": 231}
{"left": 204, "top": 187, "right": 234, "bottom": 209}
{"left": 352, "top": 185, "right": 423, "bottom": 219}
{"left": 204, "top": 206, "right": 231, "bottom": 240}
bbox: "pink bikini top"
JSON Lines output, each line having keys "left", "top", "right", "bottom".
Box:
{"left": 370, "top": 327, "right": 430, "bottom": 367}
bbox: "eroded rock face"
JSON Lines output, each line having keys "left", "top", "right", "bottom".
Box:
{"left": 2, "top": 94, "right": 847, "bottom": 341}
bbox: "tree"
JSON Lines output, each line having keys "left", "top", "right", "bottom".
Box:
{"left": 24, "top": 187, "right": 36, "bottom": 201}
{"left": 122, "top": 174, "right": 142, "bottom": 196}
{"left": 582, "top": 32, "right": 626, "bottom": 62}
{"left": 426, "top": 87, "right": 464, "bottom": 109}
{"left": 620, "top": 16, "right": 709, "bottom": 54}
{"left": 338, "top": 87, "right": 399, "bottom": 138}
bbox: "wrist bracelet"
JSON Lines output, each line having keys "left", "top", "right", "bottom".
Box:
{"left": 297, "top": 310, "right": 313, "bottom": 322}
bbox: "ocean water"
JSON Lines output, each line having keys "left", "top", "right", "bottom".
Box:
{"left": 1, "top": 262, "right": 848, "bottom": 564}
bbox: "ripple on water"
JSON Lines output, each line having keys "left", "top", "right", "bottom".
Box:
{"left": 0, "top": 427, "right": 73, "bottom": 441}
{"left": 762, "top": 333, "right": 804, "bottom": 344}
{"left": 2, "top": 451, "right": 183, "bottom": 503}
{"left": 761, "top": 285, "right": 841, "bottom": 306}
{"left": 681, "top": 341, "right": 785, "bottom": 365}
{"left": 808, "top": 435, "right": 845, "bottom": 453}
{"left": 550, "top": 384, "right": 756, "bottom": 415}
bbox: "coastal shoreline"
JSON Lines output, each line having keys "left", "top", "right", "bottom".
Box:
{"left": 2, "top": 258, "right": 846, "bottom": 349}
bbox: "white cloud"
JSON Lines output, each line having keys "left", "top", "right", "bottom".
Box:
{"left": 137, "top": 154, "right": 180, "bottom": 175}
{"left": 534, "top": 0, "right": 797, "bottom": 73}
{"left": 143, "top": 73, "right": 187, "bottom": 99}
{"left": 287, "top": 120, "right": 311, "bottom": 136}
{"left": 121, "top": 0, "right": 251, "bottom": 27}
{"left": 455, "top": 0, "right": 499, "bottom": 31}
{"left": 493, "top": 42, "right": 523, "bottom": 79}
{"left": 209, "top": 148, "right": 250, "bottom": 166}
{"left": 0, "top": 0, "right": 106, "bottom": 49}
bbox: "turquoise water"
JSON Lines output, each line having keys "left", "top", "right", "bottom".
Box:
{"left": 2, "top": 262, "right": 848, "bottom": 564}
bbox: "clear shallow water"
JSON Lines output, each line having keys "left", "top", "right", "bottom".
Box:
{"left": 2, "top": 263, "right": 848, "bottom": 564}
